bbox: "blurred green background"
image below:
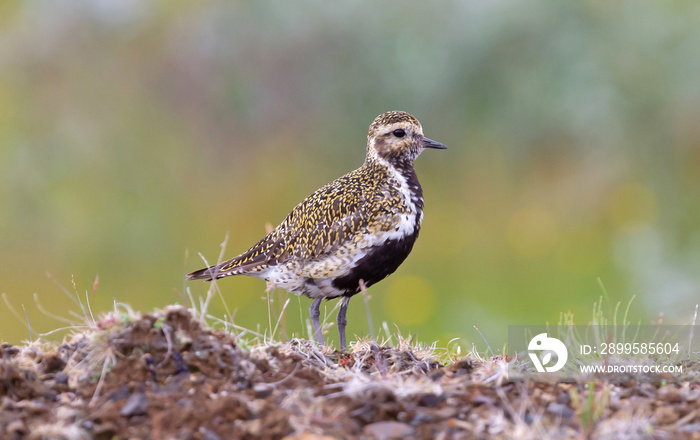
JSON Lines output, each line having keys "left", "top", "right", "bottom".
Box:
{"left": 1, "top": 1, "right": 699, "bottom": 349}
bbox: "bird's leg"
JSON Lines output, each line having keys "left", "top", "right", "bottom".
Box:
{"left": 337, "top": 296, "right": 350, "bottom": 351}
{"left": 309, "top": 297, "right": 324, "bottom": 346}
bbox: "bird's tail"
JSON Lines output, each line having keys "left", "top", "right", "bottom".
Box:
{"left": 186, "top": 266, "right": 220, "bottom": 281}
{"left": 187, "top": 252, "right": 255, "bottom": 281}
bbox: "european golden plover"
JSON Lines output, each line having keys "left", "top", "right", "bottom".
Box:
{"left": 187, "top": 111, "right": 446, "bottom": 350}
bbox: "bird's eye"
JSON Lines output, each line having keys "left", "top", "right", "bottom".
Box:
{"left": 392, "top": 129, "right": 405, "bottom": 138}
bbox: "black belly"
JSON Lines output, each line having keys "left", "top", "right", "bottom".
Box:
{"left": 331, "top": 230, "right": 419, "bottom": 297}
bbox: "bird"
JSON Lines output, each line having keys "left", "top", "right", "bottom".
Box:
{"left": 186, "top": 111, "right": 446, "bottom": 350}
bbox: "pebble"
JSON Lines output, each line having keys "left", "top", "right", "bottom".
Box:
{"left": 253, "top": 384, "right": 273, "bottom": 399}
{"left": 6, "top": 420, "right": 26, "bottom": 436}
{"left": 362, "top": 421, "right": 414, "bottom": 439}
{"left": 120, "top": 393, "right": 149, "bottom": 417}
{"left": 546, "top": 402, "right": 575, "bottom": 419}
{"left": 652, "top": 406, "right": 679, "bottom": 425}
{"left": 54, "top": 372, "right": 69, "bottom": 385}
{"left": 199, "top": 427, "right": 221, "bottom": 440}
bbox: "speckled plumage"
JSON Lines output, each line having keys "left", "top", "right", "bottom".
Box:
{"left": 187, "top": 111, "right": 446, "bottom": 349}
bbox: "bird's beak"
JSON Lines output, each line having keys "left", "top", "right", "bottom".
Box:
{"left": 421, "top": 137, "right": 447, "bottom": 150}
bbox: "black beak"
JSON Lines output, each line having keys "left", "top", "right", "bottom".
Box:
{"left": 421, "top": 137, "right": 447, "bottom": 150}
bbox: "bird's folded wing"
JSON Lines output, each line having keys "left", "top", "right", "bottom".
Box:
{"left": 198, "top": 170, "right": 397, "bottom": 277}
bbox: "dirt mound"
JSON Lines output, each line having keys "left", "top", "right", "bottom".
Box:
{"left": 1, "top": 307, "right": 698, "bottom": 439}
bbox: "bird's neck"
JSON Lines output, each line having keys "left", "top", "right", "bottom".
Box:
{"left": 366, "top": 156, "right": 424, "bottom": 213}
{"left": 394, "top": 160, "right": 424, "bottom": 213}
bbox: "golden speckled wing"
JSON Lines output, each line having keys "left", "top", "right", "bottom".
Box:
{"left": 215, "top": 163, "right": 396, "bottom": 275}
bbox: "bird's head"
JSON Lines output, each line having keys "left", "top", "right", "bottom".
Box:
{"left": 366, "top": 111, "right": 446, "bottom": 165}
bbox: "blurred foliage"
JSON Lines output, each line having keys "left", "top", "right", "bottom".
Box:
{"left": 1, "top": 0, "right": 699, "bottom": 348}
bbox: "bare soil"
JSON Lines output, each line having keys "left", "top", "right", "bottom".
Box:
{"left": 1, "top": 306, "right": 698, "bottom": 439}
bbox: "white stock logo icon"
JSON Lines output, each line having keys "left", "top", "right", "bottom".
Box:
{"left": 528, "top": 333, "right": 568, "bottom": 373}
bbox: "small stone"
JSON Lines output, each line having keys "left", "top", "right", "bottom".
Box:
{"left": 253, "top": 384, "right": 273, "bottom": 398}
{"left": 652, "top": 406, "right": 678, "bottom": 425}
{"left": 92, "top": 422, "right": 118, "bottom": 438}
{"left": 433, "top": 406, "right": 459, "bottom": 420}
{"left": 242, "top": 418, "right": 262, "bottom": 436}
{"left": 418, "top": 393, "right": 442, "bottom": 407}
{"left": 120, "top": 393, "right": 149, "bottom": 417}
{"left": 55, "top": 406, "right": 80, "bottom": 422}
{"left": 546, "top": 402, "right": 575, "bottom": 419}
{"left": 108, "top": 385, "right": 131, "bottom": 402}
{"left": 176, "top": 398, "right": 194, "bottom": 411}
{"left": 658, "top": 387, "right": 681, "bottom": 404}
{"left": 282, "top": 435, "right": 337, "bottom": 440}
{"left": 6, "top": 419, "right": 26, "bottom": 435}
{"left": 54, "top": 372, "right": 69, "bottom": 385}
{"left": 556, "top": 390, "right": 571, "bottom": 405}
{"left": 16, "top": 399, "right": 46, "bottom": 413}
{"left": 39, "top": 352, "right": 66, "bottom": 374}
{"left": 362, "top": 421, "right": 414, "bottom": 439}
{"left": 678, "top": 422, "right": 700, "bottom": 433}
{"left": 199, "top": 427, "right": 221, "bottom": 440}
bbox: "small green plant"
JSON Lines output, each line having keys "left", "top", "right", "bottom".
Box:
{"left": 570, "top": 382, "right": 611, "bottom": 432}
{"left": 153, "top": 315, "right": 166, "bottom": 330}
